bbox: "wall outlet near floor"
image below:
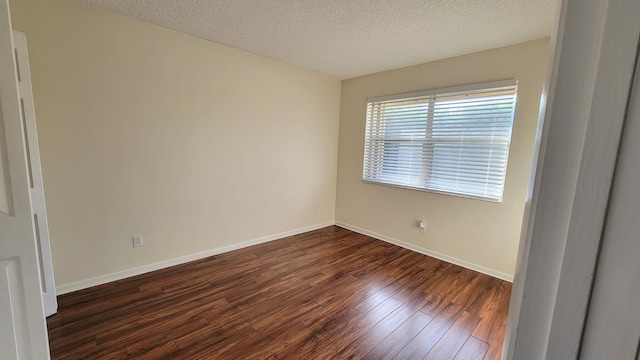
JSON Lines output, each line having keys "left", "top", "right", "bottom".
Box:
{"left": 314, "top": 204, "right": 319, "bottom": 213}
{"left": 132, "top": 235, "right": 143, "bottom": 247}
{"left": 418, "top": 221, "right": 427, "bottom": 233}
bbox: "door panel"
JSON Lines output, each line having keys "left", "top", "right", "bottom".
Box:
{"left": 0, "top": 0, "right": 51, "bottom": 358}
{"left": 0, "top": 258, "right": 24, "bottom": 359}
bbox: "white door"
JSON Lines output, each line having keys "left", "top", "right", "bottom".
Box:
{"left": 0, "top": 0, "right": 51, "bottom": 358}
{"left": 13, "top": 30, "right": 58, "bottom": 317}
{"left": 579, "top": 51, "right": 640, "bottom": 359}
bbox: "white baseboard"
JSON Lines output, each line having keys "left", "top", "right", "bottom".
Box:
{"left": 56, "top": 220, "right": 512, "bottom": 294}
{"left": 335, "top": 221, "right": 514, "bottom": 282}
{"left": 55, "top": 221, "right": 335, "bottom": 295}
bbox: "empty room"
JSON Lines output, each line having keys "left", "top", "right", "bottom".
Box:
{"left": 6, "top": 0, "right": 638, "bottom": 359}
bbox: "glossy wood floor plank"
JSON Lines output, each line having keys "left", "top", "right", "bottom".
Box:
{"left": 424, "top": 310, "right": 481, "bottom": 360}
{"left": 47, "top": 226, "right": 511, "bottom": 359}
{"left": 454, "top": 337, "right": 490, "bottom": 360}
{"left": 361, "top": 310, "right": 434, "bottom": 360}
{"left": 393, "top": 303, "right": 466, "bottom": 359}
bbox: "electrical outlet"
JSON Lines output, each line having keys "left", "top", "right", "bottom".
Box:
{"left": 132, "top": 235, "right": 143, "bottom": 247}
{"left": 314, "top": 204, "right": 319, "bottom": 213}
{"left": 418, "top": 221, "right": 426, "bottom": 233}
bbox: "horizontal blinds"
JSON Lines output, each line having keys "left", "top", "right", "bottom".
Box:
{"left": 363, "top": 81, "right": 518, "bottom": 201}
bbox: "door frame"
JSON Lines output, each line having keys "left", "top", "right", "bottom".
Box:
{"left": 504, "top": 0, "right": 640, "bottom": 358}
{"left": 579, "top": 46, "right": 640, "bottom": 360}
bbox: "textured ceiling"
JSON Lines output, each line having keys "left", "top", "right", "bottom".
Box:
{"left": 73, "top": 0, "right": 558, "bottom": 79}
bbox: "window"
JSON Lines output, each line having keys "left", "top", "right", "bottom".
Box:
{"left": 362, "top": 80, "right": 518, "bottom": 202}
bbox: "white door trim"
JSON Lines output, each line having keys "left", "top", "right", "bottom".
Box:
{"left": 504, "top": 0, "right": 640, "bottom": 358}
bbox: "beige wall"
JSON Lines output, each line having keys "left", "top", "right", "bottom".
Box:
{"left": 336, "top": 39, "right": 550, "bottom": 278}
{"left": 9, "top": 0, "right": 548, "bottom": 288}
{"left": 9, "top": 0, "right": 341, "bottom": 287}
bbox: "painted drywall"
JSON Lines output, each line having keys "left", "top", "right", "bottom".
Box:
{"left": 9, "top": 0, "right": 341, "bottom": 287}
{"left": 336, "top": 39, "right": 550, "bottom": 278}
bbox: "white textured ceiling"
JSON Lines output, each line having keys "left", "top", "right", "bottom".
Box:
{"left": 73, "top": 0, "right": 558, "bottom": 79}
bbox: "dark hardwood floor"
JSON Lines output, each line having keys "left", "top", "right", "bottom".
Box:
{"left": 47, "top": 226, "right": 511, "bottom": 359}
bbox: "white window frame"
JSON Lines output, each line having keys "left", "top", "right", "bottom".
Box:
{"left": 362, "top": 79, "right": 519, "bottom": 202}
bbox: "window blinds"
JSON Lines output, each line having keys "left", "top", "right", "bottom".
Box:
{"left": 363, "top": 80, "right": 518, "bottom": 202}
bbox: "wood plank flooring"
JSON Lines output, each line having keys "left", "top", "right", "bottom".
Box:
{"left": 47, "top": 226, "right": 512, "bottom": 359}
